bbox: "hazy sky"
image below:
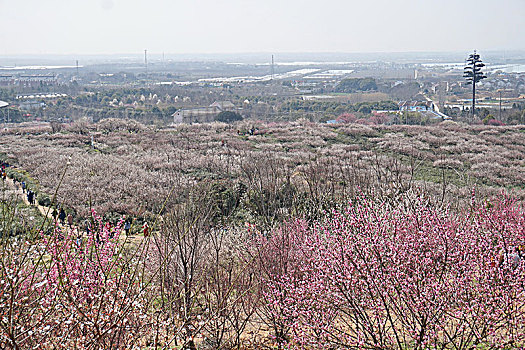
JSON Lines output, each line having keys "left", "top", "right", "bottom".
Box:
{"left": 0, "top": 0, "right": 523, "bottom": 55}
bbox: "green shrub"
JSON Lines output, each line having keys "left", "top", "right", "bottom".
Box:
{"left": 217, "top": 111, "right": 243, "bottom": 123}
{"left": 6, "top": 168, "right": 39, "bottom": 191}
{"left": 37, "top": 193, "right": 52, "bottom": 207}
{"left": 0, "top": 152, "right": 9, "bottom": 163}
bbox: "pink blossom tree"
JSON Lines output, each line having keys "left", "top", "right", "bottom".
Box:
{"left": 1, "top": 211, "right": 155, "bottom": 349}
{"left": 262, "top": 194, "right": 525, "bottom": 349}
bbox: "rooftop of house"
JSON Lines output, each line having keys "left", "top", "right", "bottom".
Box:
{"left": 173, "top": 106, "right": 224, "bottom": 117}
{"left": 398, "top": 100, "right": 433, "bottom": 108}
{"left": 209, "top": 101, "right": 235, "bottom": 110}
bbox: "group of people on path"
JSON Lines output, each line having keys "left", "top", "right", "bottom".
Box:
{"left": 492, "top": 246, "right": 524, "bottom": 270}
{"left": 1, "top": 161, "right": 40, "bottom": 207}
{"left": 237, "top": 126, "right": 257, "bottom": 136}
{"left": 3, "top": 160, "right": 154, "bottom": 241}
{"left": 16, "top": 179, "right": 38, "bottom": 206}
{"left": 52, "top": 207, "right": 73, "bottom": 228}
{"left": 26, "top": 189, "right": 36, "bottom": 205}
{"left": 51, "top": 204, "right": 147, "bottom": 240}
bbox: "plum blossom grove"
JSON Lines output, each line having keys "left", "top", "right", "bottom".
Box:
{"left": 0, "top": 120, "right": 524, "bottom": 222}
{"left": 1, "top": 191, "right": 524, "bottom": 348}
{"left": 1, "top": 119, "right": 525, "bottom": 349}
{"left": 258, "top": 194, "right": 525, "bottom": 349}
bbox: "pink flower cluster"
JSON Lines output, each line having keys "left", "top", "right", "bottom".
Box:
{"left": 42, "top": 211, "right": 122, "bottom": 305}
{"left": 1, "top": 212, "right": 150, "bottom": 349}
{"left": 260, "top": 195, "right": 525, "bottom": 349}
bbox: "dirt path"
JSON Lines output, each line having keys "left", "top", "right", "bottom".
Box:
{"left": 4, "top": 176, "right": 54, "bottom": 219}
{"left": 3, "top": 175, "right": 146, "bottom": 246}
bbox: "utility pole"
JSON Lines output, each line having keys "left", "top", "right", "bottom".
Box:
{"left": 144, "top": 49, "right": 148, "bottom": 80}
{"left": 271, "top": 55, "right": 275, "bottom": 81}
{"left": 463, "top": 50, "right": 487, "bottom": 121}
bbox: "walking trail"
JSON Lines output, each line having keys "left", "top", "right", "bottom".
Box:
{"left": 4, "top": 176, "right": 53, "bottom": 218}
{"left": 3, "top": 176, "right": 144, "bottom": 244}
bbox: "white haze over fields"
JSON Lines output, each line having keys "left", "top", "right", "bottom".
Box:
{"left": 0, "top": 0, "right": 523, "bottom": 55}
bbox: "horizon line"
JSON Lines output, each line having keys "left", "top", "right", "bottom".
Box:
{"left": 1, "top": 49, "right": 525, "bottom": 57}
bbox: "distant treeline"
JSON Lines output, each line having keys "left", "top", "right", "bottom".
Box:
{"left": 444, "top": 101, "right": 525, "bottom": 125}
{"left": 335, "top": 78, "right": 378, "bottom": 93}
{"left": 279, "top": 99, "right": 399, "bottom": 115}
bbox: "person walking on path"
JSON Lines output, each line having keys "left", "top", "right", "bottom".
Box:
{"left": 58, "top": 208, "right": 66, "bottom": 225}
{"left": 67, "top": 213, "right": 73, "bottom": 229}
{"left": 143, "top": 222, "right": 149, "bottom": 237}
{"left": 21, "top": 181, "right": 26, "bottom": 193}
{"left": 84, "top": 220, "right": 90, "bottom": 236}
{"left": 124, "top": 220, "right": 131, "bottom": 235}
{"left": 76, "top": 230, "right": 82, "bottom": 248}
{"left": 27, "top": 190, "right": 34, "bottom": 205}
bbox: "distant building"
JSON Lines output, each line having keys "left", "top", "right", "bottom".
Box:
{"left": 15, "top": 93, "right": 67, "bottom": 110}
{"left": 0, "top": 75, "right": 14, "bottom": 86}
{"left": 209, "top": 100, "right": 235, "bottom": 110}
{"left": 17, "top": 75, "right": 56, "bottom": 87}
{"left": 173, "top": 106, "right": 221, "bottom": 123}
{"left": 173, "top": 100, "right": 236, "bottom": 123}
{"left": 19, "top": 100, "right": 45, "bottom": 111}
{"left": 398, "top": 101, "right": 434, "bottom": 112}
